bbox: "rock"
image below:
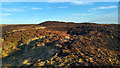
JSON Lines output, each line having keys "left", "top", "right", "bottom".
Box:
{"left": 37, "top": 44, "right": 41, "bottom": 46}
{"left": 58, "top": 63, "right": 65, "bottom": 66}
{"left": 89, "top": 58, "right": 94, "bottom": 62}
{"left": 86, "top": 59, "right": 89, "bottom": 62}
{"left": 37, "top": 61, "right": 45, "bottom": 66}
{"left": 79, "top": 59, "right": 83, "bottom": 63}
{"left": 22, "top": 59, "right": 30, "bottom": 65}
{"left": 37, "top": 59, "right": 41, "bottom": 62}
{"left": 65, "top": 36, "right": 70, "bottom": 39}
{"left": 109, "top": 58, "right": 112, "bottom": 62}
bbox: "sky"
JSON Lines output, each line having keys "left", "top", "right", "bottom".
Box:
{"left": 1, "top": 2, "right": 118, "bottom": 24}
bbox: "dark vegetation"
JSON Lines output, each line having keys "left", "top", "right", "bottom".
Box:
{"left": 1, "top": 21, "right": 120, "bottom": 67}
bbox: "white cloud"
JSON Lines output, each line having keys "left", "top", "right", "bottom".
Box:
{"left": 72, "top": 13, "right": 94, "bottom": 16}
{"left": 23, "top": 6, "right": 27, "bottom": 8}
{"left": 31, "top": 7, "right": 42, "bottom": 9}
{"left": 2, "top": 0, "right": 119, "bottom": 2}
{"left": 71, "top": 1, "right": 85, "bottom": 4}
{"left": 92, "top": 22, "right": 100, "bottom": 23}
{"left": 48, "top": 7, "right": 52, "bottom": 8}
{"left": 48, "top": 0, "right": 72, "bottom": 2}
{"left": 1, "top": 13, "right": 12, "bottom": 16}
{"left": 59, "top": 6, "right": 67, "bottom": 8}
{"left": 71, "top": 1, "right": 93, "bottom": 5}
{"left": 89, "top": 11, "right": 118, "bottom": 24}
{"left": 3, "top": 8, "right": 25, "bottom": 12}
{"left": 93, "top": 6, "right": 117, "bottom": 9}
{"left": 72, "top": 13, "right": 81, "bottom": 16}
{"left": 48, "top": 0, "right": 93, "bottom": 5}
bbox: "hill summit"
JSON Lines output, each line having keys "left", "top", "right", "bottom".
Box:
{"left": 39, "top": 21, "right": 97, "bottom": 26}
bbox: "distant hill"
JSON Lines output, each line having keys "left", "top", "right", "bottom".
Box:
{"left": 39, "top": 21, "right": 97, "bottom": 26}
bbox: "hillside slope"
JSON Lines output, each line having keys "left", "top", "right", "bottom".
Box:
{"left": 1, "top": 21, "right": 120, "bottom": 67}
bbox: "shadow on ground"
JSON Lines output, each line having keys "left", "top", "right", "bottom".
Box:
{"left": 2, "top": 38, "right": 61, "bottom": 66}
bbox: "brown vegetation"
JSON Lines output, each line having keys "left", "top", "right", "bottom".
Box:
{"left": 1, "top": 21, "right": 120, "bottom": 67}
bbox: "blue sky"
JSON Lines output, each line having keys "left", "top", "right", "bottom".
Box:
{"left": 2, "top": 2, "right": 118, "bottom": 24}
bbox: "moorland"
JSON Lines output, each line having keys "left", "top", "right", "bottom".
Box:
{"left": 1, "top": 21, "right": 120, "bottom": 67}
